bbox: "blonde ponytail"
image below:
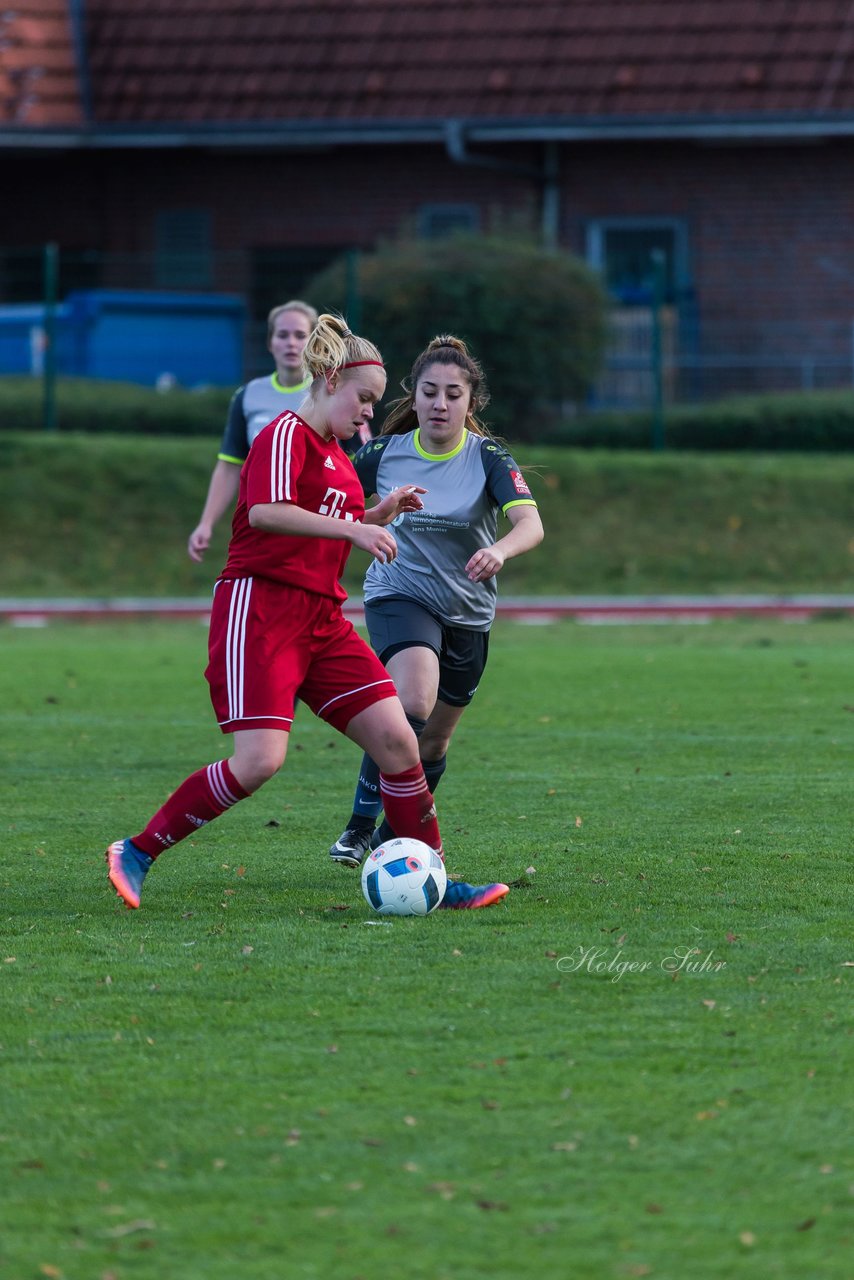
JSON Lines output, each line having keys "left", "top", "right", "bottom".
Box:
{"left": 303, "top": 313, "right": 383, "bottom": 382}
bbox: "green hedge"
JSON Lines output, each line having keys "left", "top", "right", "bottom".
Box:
{"left": 3, "top": 374, "right": 854, "bottom": 451}
{"left": 0, "top": 376, "right": 231, "bottom": 436}
{"left": 552, "top": 389, "right": 854, "bottom": 451}
{"left": 305, "top": 234, "right": 607, "bottom": 440}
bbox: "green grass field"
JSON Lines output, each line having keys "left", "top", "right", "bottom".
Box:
{"left": 2, "top": 619, "right": 852, "bottom": 1279}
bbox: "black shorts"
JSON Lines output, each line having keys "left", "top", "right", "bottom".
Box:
{"left": 364, "top": 596, "right": 490, "bottom": 708}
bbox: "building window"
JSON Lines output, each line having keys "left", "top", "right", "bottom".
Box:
{"left": 155, "top": 209, "right": 213, "bottom": 289}
{"left": 417, "top": 204, "right": 480, "bottom": 239}
{"left": 586, "top": 219, "right": 687, "bottom": 305}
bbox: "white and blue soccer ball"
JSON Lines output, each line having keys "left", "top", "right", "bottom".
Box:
{"left": 361, "top": 837, "right": 447, "bottom": 916}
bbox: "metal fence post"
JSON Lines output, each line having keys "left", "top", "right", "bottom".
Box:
{"left": 346, "top": 248, "right": 362, "bottom": 335}
{"left": 43, "top": 241, "right": 59, "bottom": 432}
{"left": 650, "top": 248, "right": 665, "bottom": 450}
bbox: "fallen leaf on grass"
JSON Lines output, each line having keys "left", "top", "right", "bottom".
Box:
{"left": 476, "top": 1199, "right": 508, "bottom": 1211}
{"left": 795, "top": 1217, "right": 816, "bottom": 1231}
{"left": 326, "top": 904, "right": 351, "bottom": 912}
{"left": 39, "top": 1268, "right": 62, "bottom": 1278}
{"left": 102, "top": 1220, "right": 156, "bottom": 1239}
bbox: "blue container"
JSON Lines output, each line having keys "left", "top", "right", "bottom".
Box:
{"left": 65, "top": 290, "right": 244, "bottom": 386}
{"left": 0, "top": 290, "right": 244, "bottom": 387}
{"left": 0, "top": 302, "right": 73, "bottom": 375}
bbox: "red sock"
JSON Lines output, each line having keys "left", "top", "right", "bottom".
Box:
{"left": 379, "top": 764, "right": 444, "bottom": 858}
{"left": 133, "top": 760, "right": 249, "bottom": 858}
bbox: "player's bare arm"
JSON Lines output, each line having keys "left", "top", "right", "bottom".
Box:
{"left": 188, "top": 460, "right": 241, "bottom": 561}
{"left": 248, "top": 501, "right": 398, "bottom": 563}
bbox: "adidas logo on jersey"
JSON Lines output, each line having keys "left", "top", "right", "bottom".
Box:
{"left": 324, "top": 456, "right": 336, "bottom": 470}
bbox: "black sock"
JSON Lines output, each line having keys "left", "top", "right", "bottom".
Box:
{"left": 423, "top": 754, "right": 447, "bottom": 795}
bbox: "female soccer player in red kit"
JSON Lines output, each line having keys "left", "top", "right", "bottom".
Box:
{"left": 106, "top": 314, "right": 509, "bottom": 911}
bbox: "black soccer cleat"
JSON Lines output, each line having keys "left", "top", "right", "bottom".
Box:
{"left": 328, "top": 826, "right": 374, "bottom": 869}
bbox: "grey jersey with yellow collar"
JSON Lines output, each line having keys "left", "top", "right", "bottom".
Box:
{"left": 354, "top": 429, "right": 537, "bottom": 631}
{"left": 218, "top": 373, "right": 312, "bottom": 463}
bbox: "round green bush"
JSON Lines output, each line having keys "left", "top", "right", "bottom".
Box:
{"left": 305, "top": 234, "right": 608, "bottom": 440}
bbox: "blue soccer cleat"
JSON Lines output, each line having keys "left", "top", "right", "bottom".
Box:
{"left": 438, "top": 880, "right": 510, "bottom": 910}
{"left": 106, "top": 838, "right": 153, "bottom": 909}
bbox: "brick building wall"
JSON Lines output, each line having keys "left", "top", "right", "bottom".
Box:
{"left": 4, "top": 136, "right": 854, "bottom": 390}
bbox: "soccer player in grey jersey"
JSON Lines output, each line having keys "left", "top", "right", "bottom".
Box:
{"left": 329, "top": 336, "right": 544, "bottom": 900}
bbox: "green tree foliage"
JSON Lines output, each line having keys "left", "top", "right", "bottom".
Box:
{"left": 305, "top": 235, "right": 608, "bottom": 440}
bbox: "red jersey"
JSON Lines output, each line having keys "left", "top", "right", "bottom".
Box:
{"left": 221, "top": 411, "right": 365, "bottom": 601}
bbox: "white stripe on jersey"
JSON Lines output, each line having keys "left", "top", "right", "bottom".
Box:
{"left": 207, "top": 759, "right": 241, "bottom": 809}
{"left": 225, "top": 577, "right": 252, "bottom": 722}
{"left": 216, "top": 713, "right": 294, "bottom": 727}
{"left": 316, "top": 678, "right": 395, "bottom": 720}
{"left": 271, "top": 412, "right": 298, "bottom": 502}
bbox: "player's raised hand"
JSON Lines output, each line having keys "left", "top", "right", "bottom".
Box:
{"left": 367, "top": 485, "right": 427, "bottom": 526}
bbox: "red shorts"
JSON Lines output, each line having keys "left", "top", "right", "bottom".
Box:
{"left": 206, "top": 577, "right": 397, "bottom": 734}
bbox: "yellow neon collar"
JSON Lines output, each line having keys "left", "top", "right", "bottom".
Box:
{"left": 414, "top": 427, "right": 467, "bottom": 461}
{"left": 272, "top": 372, "right": 311, "bottom": 393}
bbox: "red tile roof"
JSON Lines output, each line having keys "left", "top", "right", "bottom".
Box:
{"left": 0, "top": 2, "right": 83, "bottom": 124}
{"left": 7, "top": 1, "right": 854, "bottom": 131}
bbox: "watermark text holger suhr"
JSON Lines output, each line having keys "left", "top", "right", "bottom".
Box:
{"left": 556, "top": 945, "right": 727, "bottom": 983}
